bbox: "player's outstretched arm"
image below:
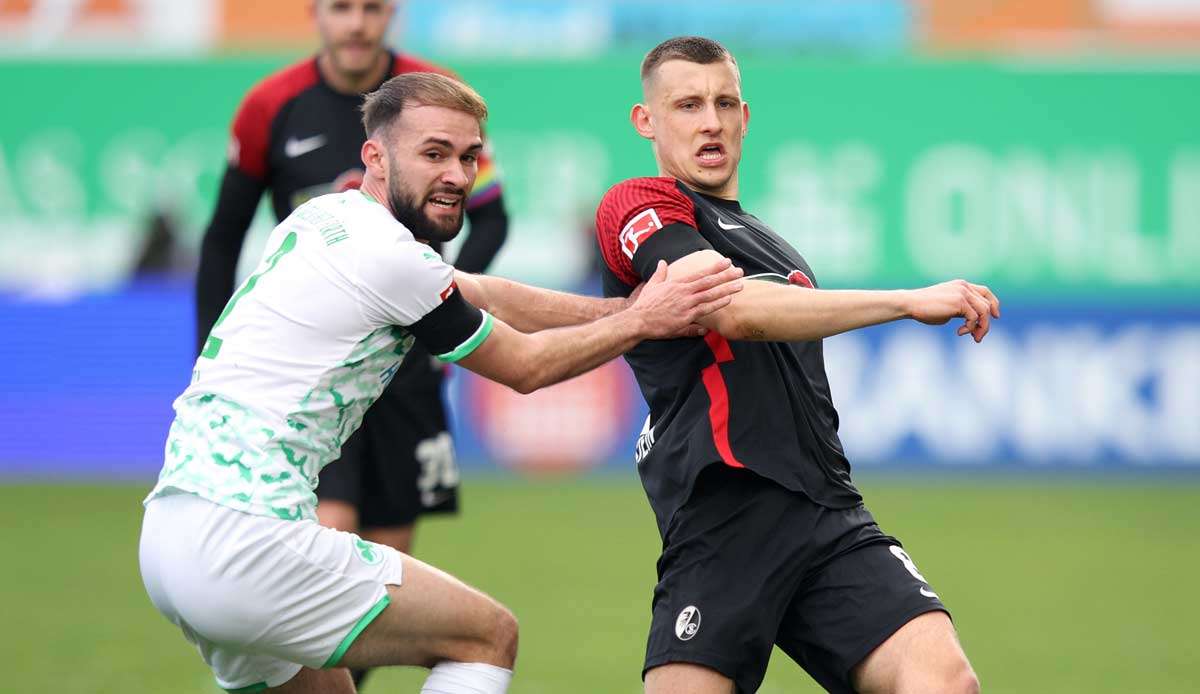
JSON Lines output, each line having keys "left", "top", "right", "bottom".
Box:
{"left": 457, "top": 259, "right": 743, "bottom": 393}
{"left": 668, "top": 251, "right": 1000, "bottom": 343}
{"left": 454, "top": 272, "right": 628, "bottom": 332}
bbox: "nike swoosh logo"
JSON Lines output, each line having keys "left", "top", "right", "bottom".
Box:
{"left": 285, "top": 134, "right": 327, "bottom": 158}
{"left": 920, "top": 587, "right": 939, "bottom": 599}
{"left": 717, "top": 217, "right": 745, "bottom": 231}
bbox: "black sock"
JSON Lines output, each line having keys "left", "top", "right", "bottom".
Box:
{"left": 351, "top": 668, "right": 371, "bottom": 689}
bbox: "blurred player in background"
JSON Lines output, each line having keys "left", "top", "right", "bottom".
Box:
{"left": 595, "top": 37, "right": 998, "bottom": 694}
{"left": 195, "top": 3, "right": 506, "bottom": 684}
{"left": 143, "top": 72, "right": 743, "bottom": 694}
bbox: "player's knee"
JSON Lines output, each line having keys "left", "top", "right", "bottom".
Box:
{"left": 896, "top": 654, "right": 977, "bottom": 694}
{"left": 485, "top": 604, "right": 519, "bottom": 668}
{"left": 952, "top": 666, "right": 980, "bottom": 694}
{"left": 925, "top": 659, "right": 979, "bottom": 694}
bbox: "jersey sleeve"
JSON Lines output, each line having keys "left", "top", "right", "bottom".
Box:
{"left": 225, "top": 60, "right": 319, "bottom": 181}
{"left": 227, "top": 89, "right": 271, "bottom": 181}
{"left": 594, "top": 178, "right": 712, "bottom": 286}
{"left": 357, "top": 240, "right": 492, "bottom": 362}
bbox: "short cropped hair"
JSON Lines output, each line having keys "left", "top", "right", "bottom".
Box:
{"left": 640, "top": 36, "right": 737, "bottom": 82}
{"left": 361, "top": 72, "right": 488, "bottom": 137}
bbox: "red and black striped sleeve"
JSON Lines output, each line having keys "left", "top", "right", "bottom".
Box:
{"left": 227, "top": 59, "right": 320, "bottom": 180}
{"left": 594, "top": 177, "right": 712, "bottom": 286}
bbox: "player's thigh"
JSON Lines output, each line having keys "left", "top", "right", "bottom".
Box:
{"left": 644, "top": 662, "right": 735, "bottom": 694}
{"left": 363, "top": 524, "right": 415, "bottom": 555}
{"left": 360, "top": 376, "right": 460, "bottom": 531}
{"left": 268, "top": 667, "right": 354, "bottom": 694}
{"left": 852, "top": 611, "right": 977, "bottom": 694}
{"left": 317, "top": 499, "right": 360, "bottom": 533}
{"left": 776, "top": 539, "right": 952, "bottom": 694}
{"left": 644, "top": 466, "right": 812, "bottom": 694}
{"left": 339, "top": 553, "right": 518, "bottom": 671}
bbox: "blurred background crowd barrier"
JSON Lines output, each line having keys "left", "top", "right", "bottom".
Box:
{"left": 1, "top": 0, "right": 1198, "bottom": 476}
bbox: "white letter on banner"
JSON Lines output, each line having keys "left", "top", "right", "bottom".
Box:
{"left": 1169, "top": 151, "right": 1200, "bottom": 280}
{"left": 906, "top": 144, "right": 996, "bottom": 279}
{"left": 1081, "top": 326, "right": 1155, "bottom": 461}
{"left": 1158, "top": 328, "right": 1200, "bottom": 461}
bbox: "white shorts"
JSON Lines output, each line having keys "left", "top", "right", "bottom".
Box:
{"left": 139, "top": 493, "right": 404, "bottom": 691}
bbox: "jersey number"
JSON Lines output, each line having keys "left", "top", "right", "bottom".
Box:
{"left": 200, "top": 232, "right": 298, "bottom": 359}
{"left": 889, "top": 546, "right": 929, "bottom": 582}
{"left": 416, "top": 432, "right": 459, "bottom": 508}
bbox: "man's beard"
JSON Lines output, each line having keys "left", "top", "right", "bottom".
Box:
{"left": 386, "top": 178, "right": 465, "bottom": 244}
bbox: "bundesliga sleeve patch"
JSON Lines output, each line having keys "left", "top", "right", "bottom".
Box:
{"left": 620, "top": 208, "right": 664, "bottom": 259}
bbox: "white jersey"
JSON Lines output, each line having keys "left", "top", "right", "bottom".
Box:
{"left": 146, "top": 190, "right": 492, "bottom": 521}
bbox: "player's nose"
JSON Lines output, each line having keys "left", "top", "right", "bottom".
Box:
{"left": 699, "top": 104, "right": 723, "bottom": 134}
{"left": 440, "top": 161, "right": 470, "bottom": 189}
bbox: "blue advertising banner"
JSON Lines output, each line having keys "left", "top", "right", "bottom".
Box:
{"left": 1, "top": 285, "right": 1196, "bottom": 477}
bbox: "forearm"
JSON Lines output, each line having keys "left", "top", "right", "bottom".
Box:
{"left": 457, "top": 272, "right": 625, "bottom": 332}
{"left": 516, "top": 312, "right": 646, "bottom": 391}
{"left": 195, "top": 167, "right": 262, "bottom": 353}
{"left": 714, "top": 282, "right": 910, "bottom": 342}
{"left": 195, "top": 238, "right": 242, "bottom": 347}
{"left": 458, "top": 310, "right": 646, "bottom": 394}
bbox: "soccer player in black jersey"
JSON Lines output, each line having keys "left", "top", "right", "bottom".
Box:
{"left": 595, "top": 37, "right": 999, "bottom": 694}
{"left": 196, "top": 6, "right": 506, "bottom": 685}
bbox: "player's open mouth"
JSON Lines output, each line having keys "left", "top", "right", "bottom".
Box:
{"left": 427, "top": 195, "right": 461, "bottom": 210}
{"left": 696, "top": 143, "right": 726, "bottom": 166}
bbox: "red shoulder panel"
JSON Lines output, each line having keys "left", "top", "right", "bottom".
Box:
{"left": 228, "top": 58, "right": 320, "bottom": 180}
{"left": 594, "top": 177, "right": 697, "bottom": 286}
{"left": 392, "top": 53, "right": 455, "bottom": 79}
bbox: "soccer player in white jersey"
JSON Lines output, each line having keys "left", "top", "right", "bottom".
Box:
{"left": 139, "top": 72, "right": 743, "bottom": 694}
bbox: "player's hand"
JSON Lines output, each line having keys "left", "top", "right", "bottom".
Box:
{"left": 906, "top": 279, "right": 1001, "bottom": 343}
{"left": 630, "top": 259, "right": 743, "bottom": 339}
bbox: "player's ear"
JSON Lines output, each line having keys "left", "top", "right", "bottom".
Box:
{"left": 742, "top": 101, "right": 751, "bottom": 137}
{"left": 361, "top": 138, "right": 386, "bottom": 178}
{"left": 631, "top": 103, "right": 654, "bottom": 141}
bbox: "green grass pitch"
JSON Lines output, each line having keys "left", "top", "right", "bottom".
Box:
{"left": 4, "top": 475, "right": 1198, "bottom": 693}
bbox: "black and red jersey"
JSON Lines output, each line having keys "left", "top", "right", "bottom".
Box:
{"left": 228, "top": 52, "right": 502, "bottom": 221}
{"left": 595, "top": 177, "right": 862, "bottom": 536}
{"left": 197, "top": 52, "right": 506, "bottom": 355}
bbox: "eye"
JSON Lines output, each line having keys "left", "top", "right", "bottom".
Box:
{"left": 424, "top": 150, "right": 444, "bottom": 161}
{"left": 462, "top": 153, "right": 479, "bottom": 164}
{"left": 679, "top": 102, "right": 698, "bottom": 112}
{"left": 718, "top": 99, "right": 737, "bottom": 109}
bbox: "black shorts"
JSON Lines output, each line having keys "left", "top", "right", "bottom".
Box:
{"left": 644, "top": 465, "right": 948, "bottom": 694}
{"left": 316, "top": 347, "right": 460, "bottom": 527}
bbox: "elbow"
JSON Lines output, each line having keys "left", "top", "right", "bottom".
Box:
{"left": 509, "top": 371, "right": 542, "bottom": 395}
{"left": 506, "top": 355, "right": 546, "bottom": 395}
{"left": 511, "top": 379, "right": 539, "bottom": 396}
